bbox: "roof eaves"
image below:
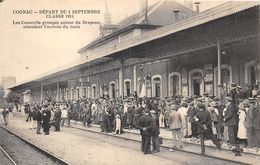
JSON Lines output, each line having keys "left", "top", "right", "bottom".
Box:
{"left": 81, "top": 1, "right": 259, "bottom": 62}
{"left": 78, "top": 24, "right": 161, "bottom": 53}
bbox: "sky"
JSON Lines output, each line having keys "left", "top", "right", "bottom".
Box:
{"left": 0, "top": 0, "right": 232, "bottom": 84}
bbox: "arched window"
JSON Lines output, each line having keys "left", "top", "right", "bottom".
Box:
{"left": 110, "top": 81, "right": 116, "bottom": 98}
{"left": 152, "top": 75, "right": 162, "bottom": 97}
{"left": 169, "top": 72, "right": 181, "bottom": 97}
{"left": 124, "top": 79, "right": 131, "bottom": 97}
{"left": 189, "top": 69, "right": 204, "bottom": 96}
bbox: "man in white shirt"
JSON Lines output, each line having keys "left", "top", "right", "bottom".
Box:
{"left": 178, "top": 102, "right": 189, "bottom": 138}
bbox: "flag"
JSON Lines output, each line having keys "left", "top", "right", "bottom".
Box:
{"left": 139, "top": 66, "right": 146, "bottom": 97}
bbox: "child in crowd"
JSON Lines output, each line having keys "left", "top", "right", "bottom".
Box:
{"left": 114, "top": 114, "right": 121, "bottom": 135}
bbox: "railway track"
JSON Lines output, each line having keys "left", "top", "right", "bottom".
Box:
{"left": 0, "top": 145, "right": 17, "bottom": 165}
{"left": 69, "top": 125, "right": 253, "bottom": 165}
{"left": 0, "top": 125, "right": 71, "bottom": 165}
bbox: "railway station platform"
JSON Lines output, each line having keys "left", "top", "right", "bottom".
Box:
{"left": 0, "top": 111, "right": 259, "bottom": 165}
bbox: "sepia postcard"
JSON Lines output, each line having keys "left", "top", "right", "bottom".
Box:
{"left": 0, "top": 0, "right": 259, "bottom": 165}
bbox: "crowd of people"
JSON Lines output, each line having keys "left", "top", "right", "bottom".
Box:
{"left": 1, "top": 83, "right": 260, "bottom": 155}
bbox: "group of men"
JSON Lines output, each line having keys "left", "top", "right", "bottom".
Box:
{"left": 25, "top": 100, "right": 69, "bottom": 135}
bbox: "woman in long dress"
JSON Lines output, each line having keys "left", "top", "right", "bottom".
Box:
{"left": 237, "top": 103, "right": 247, "bottom": 147}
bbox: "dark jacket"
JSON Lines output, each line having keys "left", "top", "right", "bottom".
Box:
{"left": 138, "top": 115, "right": 153, "bottom": 136}
{"left": 151, "top": 117, "right": 160, "bottom": 136}
{"left": 253, "top": 104, "right": 260, "bottom": 130}
{"left": 54, "top": 109, "right": 62, "bottom": 120}
{"left": 245, "top": 105, "right": 254, "bottom": 128}
{"left": 187, "top": 106, "right": 198, "bottom": 122}
{"left": 224, "top": 103, "right": 238, "bottom": 126}
{"left": 195, "top": 110, "right": 212, "bottom": 134}
{"left": 36, "top": 110, "right": 42, "bottom": 122}
{"left": 229, "top": 88, "right": 237, "bottom": 104}
{"left": 32, "top": 109, "right": 37, "bottom": 120}
{"left": 42, "top": 109, "right": 51, "bottom": 122}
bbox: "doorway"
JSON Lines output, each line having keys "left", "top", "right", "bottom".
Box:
{"left": 191, "top": 72, "right": 203, "bottom": 96}
{"left": 153, "top": 77, "right": 161, "bottom": 97}
{"left": 193, "top": 80, "right": 201, "bottom": 96}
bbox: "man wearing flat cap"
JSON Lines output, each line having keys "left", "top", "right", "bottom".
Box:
{"left": 138, "top": 109, "right": 153, "bottom": 155}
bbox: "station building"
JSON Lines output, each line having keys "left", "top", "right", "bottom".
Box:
{"left": 9, "top": 1, "right": 260, "bottom": 103}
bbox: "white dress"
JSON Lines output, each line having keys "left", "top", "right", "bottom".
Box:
{"left": 237, "top": 110, "right": 247, "bottom": 139}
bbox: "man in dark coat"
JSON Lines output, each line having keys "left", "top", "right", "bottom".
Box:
{"left": 223, "top": 97, "right": 238, "bottom": 146}
{"left": 245, "top": 98, "right": 255, "bottom": 147}
{"left": 150, "top": 110, "right": 160, "bottom": 153}
{"left": 2, "top": 102, "right": 9, "bottom": 125}
{"left": 42, "top": 105, "right": 51, "bottom": 135}
{"left": 195, "top": 103, "right": 221, "bottom": 154}
{"left": 36, "top": 106, "right": 42, "bottom": 134}
{"left": 84, "top": 102, "right": 92, "bottom": 127}
{"left": 138, "top": 109, "right": 153, "bottom": 155}
{"left": 54, "top": 105, "right": 62, "bottom": 132}
{"left": 244, "top": 84, "right": 252, "bottom": 98}
{"left": 229, "top": 83, "right": 238, "bottom": 105}
{"left": 187, "top": 102, "right": 199, "bottom": 139}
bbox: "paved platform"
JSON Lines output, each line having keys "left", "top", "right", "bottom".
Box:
{"left": 10, "top": 111, "right": 260, "bottom": 156}
{"left": 69, "top": 116, "right": 260, "bottom": 156}
{"left": 5, "top": 111, "right": 260, "bottom": 165}
{"left": 1, "top": 114, "right": 250, "bottom": 165}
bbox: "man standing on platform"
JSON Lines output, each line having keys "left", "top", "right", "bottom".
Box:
{"left": 138, "top": 109, "right": 153, "bottom": 155}
{"left": 178, "top": 102, "right": 188, "bottom": 138}
{"left": 169, "top": 104, "right": 183, "bottom": 151}
{"left": 36, "top": 105, "right": 42, "bottom": 134}
{"left": 2, "top": 102, "right": 9, "bottom": 125}
{"left": 223, "top": 97, "right": 238, "bottom": 146}
{"left": 54, "top": 105, "right": 62, "bottom": 132}
{"left": 42, "top": 102, "right": 51, "bottom": 135}
{"left": 195, "top": 103, "right": 221, "bottom": 154}
{"left": 150, "top": 110, "right": 160, "bottom": 153}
